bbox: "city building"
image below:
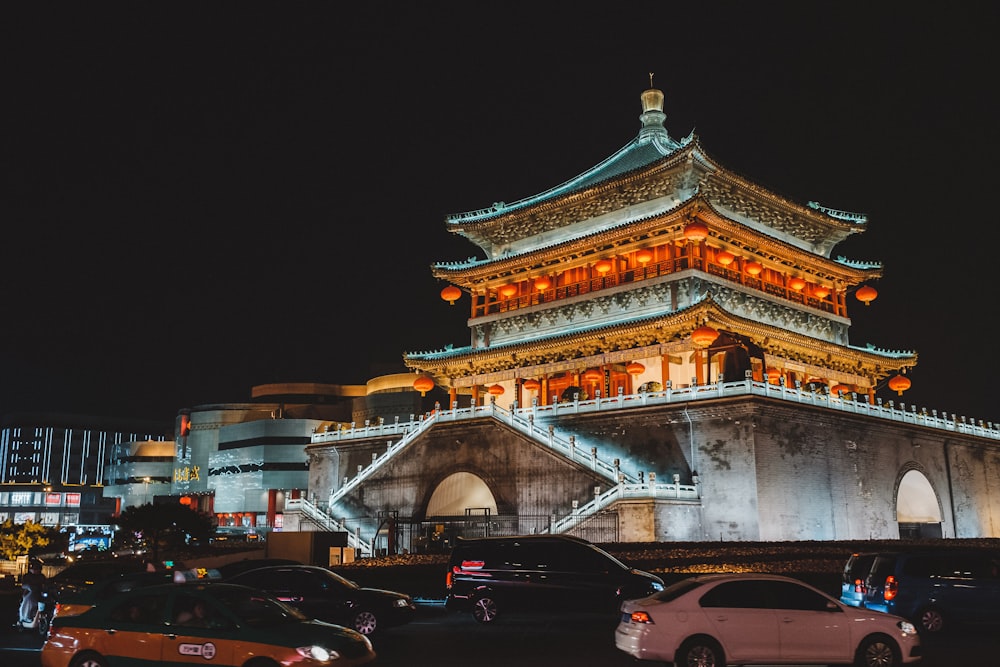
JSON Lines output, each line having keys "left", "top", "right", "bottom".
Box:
{"left": 103, "top": 439, "right": 176, "bottom": 511}
{"left": 168, "top": 378, "right": 432, "bottom": 537}
{"left": 292, "top": 85, "right": 1000, "bottom": 554}
{"left": 0, "top": 412, "right": 170, "bottom": 551}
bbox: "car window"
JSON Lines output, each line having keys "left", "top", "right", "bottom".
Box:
{"left": 869, "top": 555, "right": 898, "bottom": 581}
{"left": 212, "top": 587, "right": 308, "bottom": 628}
{"left": 230, "top": 569, "right": 267, "bottom": 588}
{"left": 700, "top": 580, "right": 774, "bottom": 608}
{"left": 652, "top": 578, "right": 704, "bottom": 602}
{"left": 108, "top": 592, "right": 168, "bottom": 626}
{"left": 172, "top": 593, "right": 230, "bottom": 629}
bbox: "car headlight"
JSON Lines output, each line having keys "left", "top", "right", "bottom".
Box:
{"left": 296, "top": 646, "right": 338, "bottom": 661}
{"left": 393, "top": 598, "right": 411, "bottom": 608}
{"left": 650, "top": 582, "right": 664, "bottom": 592}
{"left": 897, "top": 620, "right": 917, "bottom": 635}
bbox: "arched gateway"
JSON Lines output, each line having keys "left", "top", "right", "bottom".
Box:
{"left": 896, "top": 468, "right": 943, "bottom": 539}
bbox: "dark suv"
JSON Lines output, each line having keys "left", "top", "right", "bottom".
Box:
{"left": 862, "top": 549, "right": 1000, "bottom": 633}
{"left": 445, "top": 535, "right": 664, "bottom": 623}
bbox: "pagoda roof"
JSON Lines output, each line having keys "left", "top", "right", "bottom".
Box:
{"left": 442, "top": 87, "right": 868, "bottom": 262}
{"left": 403, "top": 294, "right": 915, "bottom": 383}
{"left": 432, "top": 195, "right": 881, "bottom": 289}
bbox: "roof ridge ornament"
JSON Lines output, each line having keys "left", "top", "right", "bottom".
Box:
{"left": 639, "top": 74, "right": 668, "bottom": 141}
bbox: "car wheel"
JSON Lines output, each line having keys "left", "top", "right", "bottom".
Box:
{"left": 916, "top": 606, "right": 945, "bottom": 634}
{"left": 472, "top": 595, "right": 498, "bottom": 623}
{"left": 352, "top": 610, "right": 378, "bottom": 635}
{"left": 676, "top": 636, "right": 724, "bottom": 667}
{"left": 69, "top": 652, "right": 109, "bottom": 667}
{"left": 854, "top": 633, "right": 901, "bottom": 667}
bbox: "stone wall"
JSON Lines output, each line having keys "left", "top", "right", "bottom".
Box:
{"left": 305, "top": 396, "right": 1000, "bottom": 541}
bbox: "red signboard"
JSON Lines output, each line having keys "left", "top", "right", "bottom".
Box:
{"left": 65, "top": 492, "right": 81, "bottom": 506}
{"left": 45, "top": 493, "right": 61, "bottom": 505}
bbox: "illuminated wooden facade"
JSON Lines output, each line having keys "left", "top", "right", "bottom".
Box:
{"left": 406, "top": 86, "right": 915, "bottom": 409}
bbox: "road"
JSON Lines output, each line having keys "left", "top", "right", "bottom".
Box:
{"left": 3, "top": 600, "right": 996, "bottom": 667}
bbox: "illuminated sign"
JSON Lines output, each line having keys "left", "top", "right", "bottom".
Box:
{"left": 66, "top": 493, "right": 81, "bottom": 506}
{"left": 45, "top": 493, "right": 61, "bottom": 505}
{"left": 174, "top": 466, "right": 201, "bottom": 482}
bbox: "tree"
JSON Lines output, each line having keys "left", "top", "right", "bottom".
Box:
{"left": 115, "top": 503, "right": 215, "bottom": 562}
{"left": 0, "top": 519, "right": 51, "bottom": 560}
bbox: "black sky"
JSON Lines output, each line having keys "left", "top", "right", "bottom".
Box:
{"left": 2, "top": 4, "right": 998, "bottom": 425}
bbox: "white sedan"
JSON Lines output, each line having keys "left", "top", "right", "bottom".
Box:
{"left": 615, "top": 573, "right": 922, "bottom": 667}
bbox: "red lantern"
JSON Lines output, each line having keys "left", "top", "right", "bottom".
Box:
{"left": 440, "top": 285, "right": 461, "bottom": 305}
{"left": 831, "top": 384, "right": 851, "bottom": 395}
{"left": 855, "top": 285, "right": 878, "bottom": 306}
{"left": 595, "top": 259, "right": 614, "bottom": 274}
{"left": 533, "top": 276, "right": 551, "bottom": 291}
{"left": 789, "top": 277, "right": 807, "bottom": 291}
{"left": 744, "top": 261, "right": 763, "bottom": 276}
{"left": 626, "top": 362, "right": 645, "bottom": 375}
{"left": 413, "top": 375, "right": 435, "bottom": 396}
{"left": 583, "top": 369, "right": 603, "bottom": 383}
{"left": 499, "top": 284, "right": 518, "bottom": 298}
{"left": 179, "top": 496, "right": 192, "bottom": 506}
{"left": 888, "top": 374, "right": 911, "bottom": 396}
{"left": 522, "top": 379, "right": 540, "bottom": 392}
{"left": 813, "top": 286, "right": 831, "bottom": 299}
{"left": 691, "top": 324, "right": 720, "bottom": 347}
{"left": 635, "top": 249, "right": 654, "bottom": 264}
{"left": 488, "top": 384, "right": 505, "bottom": 396}
{"left": 716, "top": 250, "right": 735, "bottom": 266}
{"left": 683, "top": 220, "right": 709, "bottom": 242}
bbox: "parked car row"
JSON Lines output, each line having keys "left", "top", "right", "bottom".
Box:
{"left": 840, "top": 547, "right": 1000, "bottom": 634}
{"left": 33, "top": 536, "right": 997, "bottom": 667}
{"left": 444, "top": 535, "right": 923, "bottom": 667}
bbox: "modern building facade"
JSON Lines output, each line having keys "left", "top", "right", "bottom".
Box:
{"left": 0, "top": 412, "right": 170, "bottom": 550}
{"left": 167, "top": 379, "right": 432, "bottom": 536}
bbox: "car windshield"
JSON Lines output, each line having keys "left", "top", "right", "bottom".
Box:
{"left": 210, "top": 587, "right": 309, "bottom": 627}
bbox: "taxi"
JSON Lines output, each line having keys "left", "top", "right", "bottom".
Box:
{"left": 41, "top": 582, "right": 376, "bottom": 667}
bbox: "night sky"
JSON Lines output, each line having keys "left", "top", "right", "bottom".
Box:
{"left": 2, "top": 5, "right": 998, "bottom": 425}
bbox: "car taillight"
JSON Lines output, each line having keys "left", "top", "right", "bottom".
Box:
{"left": 854, "top": 578, "right": 866, "bottom": 593}
{"left": 446, "top": 571, "right": 453, "bottom": 589}
{"left": 884, "top": 575, "right": 897, "bottom": 601}
{"left": 629, "top": 611, "right": 654, "bottom": 624}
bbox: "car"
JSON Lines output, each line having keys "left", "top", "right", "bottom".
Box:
{"left": 224, "top": 564, "right": 416, "bottom": 635}
{"left": 615, "top": 573, "right": 922, "bottom": 667}
{"left": 862, "top": 548, "right": 1000, "bottom": 634}
{"left": 45, "top": 559, "right": 150, "bottom": 601}
{"left": 40, "top": 582, "right": 376, "bottom": 667}
{"left": 444, "top": 534, "right": 664, "bottom": 623}
{"left": 840, "top": 551, "right": 880, "bottom": 608}
{"left": 51, "top": 567, "right": 222, "bottom": 620}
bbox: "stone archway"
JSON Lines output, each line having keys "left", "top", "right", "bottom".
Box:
{"left": 896, "top": 468, "right": 943, "bottom": 538}
{"left": 426, "top": 471, "right": 498, "bottom": 517}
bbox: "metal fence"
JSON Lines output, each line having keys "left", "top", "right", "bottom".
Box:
{"left": 351, "top": 511, "right": 620, "bottom": 556}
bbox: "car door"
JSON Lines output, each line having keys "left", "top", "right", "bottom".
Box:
{"left": 769, "top": 580, "right": 851, "bottom": 664}
{"left": 698, "top": 580, "right": 780, "bottom": 663}
{"left": 163, "top": 591, "right": 235, "bottom": 667}
{"left": 268, "top": 568, "right": 356, "bottom": 625}
{"left": 98, "top": 591, "right": 170, "bottom": 667}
